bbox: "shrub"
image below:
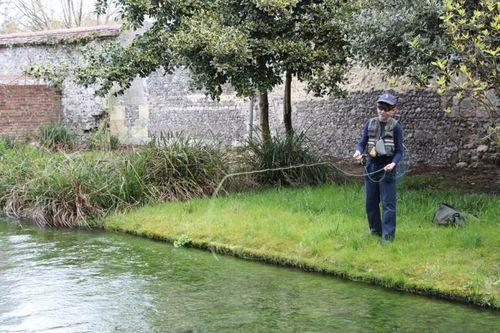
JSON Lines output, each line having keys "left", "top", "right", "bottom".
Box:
{"left": 38, "top": 123, "right": 73, "bottom": 151}
{"left": 241, "top": 132, "right": 331, "bottom": 186}
{"left": 138, "top": 134, "right": 229, "bottom": 200}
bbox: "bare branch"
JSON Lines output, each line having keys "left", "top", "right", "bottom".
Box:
{"left": 13, "top": 0, "right": 55, "bottom": 30}
{"left": 12, "top": 0, "right": 108, "bottom": 31}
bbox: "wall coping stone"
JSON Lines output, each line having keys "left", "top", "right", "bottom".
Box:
{"left": 0, "top": 25, "right": 120, "bottom": 48}
{"left": 0, "top": 75, "right": 44, "bottom": 85}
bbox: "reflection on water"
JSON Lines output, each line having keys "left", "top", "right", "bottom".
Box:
{"left": 0, "top": 220, "right": 498, "bottom": 332}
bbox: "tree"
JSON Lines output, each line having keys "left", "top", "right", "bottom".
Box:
{"left": 430, "top": 0, "right": 498, "bottom": 143}
{"left": 12, "top": 0, "right": 55, "bottom": 31}
{"left": 277, "top": 0, "right": 351, "bottom": 136}
{"left": 349, "top": 0, "right": 498, "bottom": 143}
{"left": 29, "top": 0, "right": 350, "bottom": 144}
{"left": 60, "top": 0, "right": 85, "bottom": 28}
{"left": 0, "top": 2, "right": 23, "bottom": 33}
{"left": 165, "top": 0, "right": 350, "bottom": 140}
{"left": 349, "top": 0, "right": 448, "bottom": 85}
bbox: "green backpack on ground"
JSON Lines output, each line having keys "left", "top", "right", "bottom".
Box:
{"left": 433, "top": 203, "right": 466, "bottom": 227}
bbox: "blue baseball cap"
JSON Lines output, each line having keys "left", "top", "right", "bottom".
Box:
{"left": 376, "top": 93, "right": 397, "bottom": 106}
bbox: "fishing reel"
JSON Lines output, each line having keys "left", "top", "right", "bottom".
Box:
{"left": 359, "top": 154, "right": 367, "bottom": 166}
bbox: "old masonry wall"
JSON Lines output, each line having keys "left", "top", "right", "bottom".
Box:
{"left": 0, "top": 26, "right": 497, "bottom": 167}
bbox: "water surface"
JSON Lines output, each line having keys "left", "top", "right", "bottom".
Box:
{"left": 0, "top": 220, "right": 498, "bottom": 332}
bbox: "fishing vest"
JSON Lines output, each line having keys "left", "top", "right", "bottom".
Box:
{"left": 367, "top": 117, "right": 397, "bottom": 157}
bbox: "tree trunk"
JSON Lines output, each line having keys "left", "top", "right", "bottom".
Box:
{"left": 248, "top": 95, "right": 255, "bottom": 141}
{"left": 284, "top": 71, "right": 293, "bottom": 137}
{"left": 258, "top": 90, "right": 271, "bottom": 144}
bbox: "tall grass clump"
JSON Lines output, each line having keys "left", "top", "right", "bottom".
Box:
{"left": 38, "top": 123, "right": 74, "bottom": 151}
{"left": 0, "top": 144, "right": 48, "bottom": 210}
{"left": 0, "top": 135, "right": 20, "bottom": 151}
{"left": 241, "top": 132, "right": 332, "bottom": 186}
{"left": 0, "top": 133, "right": 229, "bottom": 227}
{"left": 21, "top": 156, "right": 125, "bottom": 227}
{"left": 136, "top": 134, "right": 229, "bottom": 200}
{"left": 88, "top": 121, "right": 120, "bottom": 151}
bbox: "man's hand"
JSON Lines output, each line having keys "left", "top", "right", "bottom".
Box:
{"left": 353, "top": 150, "right": 362, "bottom": 160}
{"left": 384, "top": 162, "right": 396, "bottom": 172}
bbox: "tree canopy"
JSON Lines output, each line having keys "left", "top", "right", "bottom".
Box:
{"left": 27, "top": 0, "right": 350, "bottom": 142}
{"left": 348, "top": 0, "right": 448, "bottom": 84}
{"left": 349, "top": 0, "right": 498, "bottom": 143}
{"left": 25, "top": 0, "right": 497, "bottom": 143}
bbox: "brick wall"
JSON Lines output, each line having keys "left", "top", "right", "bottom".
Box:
{"left": 0, "top": 85, "right": 63, "bottom": 138}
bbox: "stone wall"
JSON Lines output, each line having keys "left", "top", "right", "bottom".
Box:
{"left": 144, "top": 70, "right": 250, "bottom": 145}
{"left": 273, "top": 89, "right": 497, "bottom": 166}
{"left": 140, "top": 69, "right": 497, "bottom": 166}
{"left": 0, "top": 26, "right": 497, "bottom": 167}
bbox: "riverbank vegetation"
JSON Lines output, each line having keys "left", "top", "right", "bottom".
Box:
{"left": 0, "top": 134, "right": 229, "bottom": 227}
{"left": 0, "top": 131, "right": 329, "bottom": 227}
{"left": 103, "top": 183, "right": 499, "bottom": 309}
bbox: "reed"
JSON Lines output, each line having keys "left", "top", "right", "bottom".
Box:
{"left": 0, "top": 134, "right": 228, "bottom": 227}
{"left": 38, "top": 123, "right": 74, "bottom": 151}
{"left": 241, "top": 132, "right": 332, "bottom": 186}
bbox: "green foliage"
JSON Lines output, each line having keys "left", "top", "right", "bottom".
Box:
{"left": 38, "top": 123, "right": 74, "bottom": 151}
{"left": 77, "top": 30, "right": 172, "bottom": 96}
{"left": 252, "top": 0, "right": 300, "bottom": 13}
{"left": 349, "top": 0, "right": 447, "bottom": 84}
{"left": 22, "top": 63, "right": 70, "bottom": 89}
{"left": 429, "top": 0, "right": 499, "bottom": 143}
{"left": 174, "top": 234, "right": 192, "bottom": 248}
{"left": 282, "top": 0, "right": 351, "bottom": 97}
{"left": 350, "top": 0, "right": 498, "bottom": 143}
{"left": 169, "top": 9, "right": 255, "bottom": 99}
{"left": 241, "top": 132, "right": 331, "bottom": 186}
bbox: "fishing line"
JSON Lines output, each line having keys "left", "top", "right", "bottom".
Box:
{"left": 213, "top": 161, "right": 385, "bottom": 197}
{"left": 213, "top": 146, "right": 411, "bottom": 197}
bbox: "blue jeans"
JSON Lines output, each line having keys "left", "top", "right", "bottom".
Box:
{"left": 364, "top": 161, "right": 396, "bottom": 240}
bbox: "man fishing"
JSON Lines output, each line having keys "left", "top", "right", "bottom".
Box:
{"left": 353, "top": 93, "right": 404, "bottom": 243}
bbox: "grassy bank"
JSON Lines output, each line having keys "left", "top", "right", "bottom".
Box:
{"left": 103, "top": 183, "right": 500, "bottom": 308}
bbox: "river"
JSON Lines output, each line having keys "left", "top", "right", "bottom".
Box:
{"left": 0, "top": 220, "right": 498, "bottom": 332}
